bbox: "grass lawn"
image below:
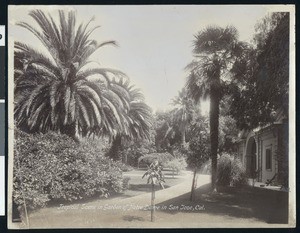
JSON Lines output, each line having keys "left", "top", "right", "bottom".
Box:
{"left": 157, "top": 182, "right": 288, "bottom": 224}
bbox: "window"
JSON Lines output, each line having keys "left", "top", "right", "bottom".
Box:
{"left": 266, "top": 148, "right": 272, "bottom": 170}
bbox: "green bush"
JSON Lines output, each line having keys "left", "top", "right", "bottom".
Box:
{"left": 166, "top": 158, "right": 187, "bottom": 174}
{"left": 13, "top": 129, "right": 127, "bottom": 210}
{"left": 138, "top": 152, "right": 174, "bottom": 168}
{"left": 217, "top": 153, "right": 247, "bottom": 187}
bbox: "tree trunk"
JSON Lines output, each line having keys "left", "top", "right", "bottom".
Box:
{"left": 210, "top": 87, "right": 220, "bottom": 191}
{"left": 151, "top": 182, "right": 155, "bottom": 222}
{"left": 61, "top": 121, "right": 80, "bottom": 143}
{"left": 108, "top": 134, "right": 122, "bottom": 161}
{"left": 190, "top": 169, "right": 198, "bottom": 201}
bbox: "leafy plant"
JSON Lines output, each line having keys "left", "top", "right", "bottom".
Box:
{"left": 186, "top": 114, "right": 210, "bottom": 170}
{"left": 142, "top": 161, "right": 165, "bottom": 222}
{"left": 13, "top": 129, "right": 128, "bottom": 211}
{"left": 216, "top": 153, "right": 247, "bottom": 187}
{"left": 230, "top": 12, "right": 289, "bottom": 130}
{"left": 142, "top": 162, "right": 165, "bottom": 188}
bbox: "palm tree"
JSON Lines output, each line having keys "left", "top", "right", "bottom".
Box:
{"left": 107, "top": 79, "right": 153, "bottom": 160}
{"left": 14, "top": 10, "right": 128, "bottom": 141}
{"left": 185, "top": 26, "right": 247, "bottom": 190}
{"left": 171, "top": 88, "right": 194, "bottom": 147}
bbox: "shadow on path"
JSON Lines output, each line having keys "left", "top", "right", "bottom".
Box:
{"left": 158, "top": 183, "right": 288, "bottom": 224}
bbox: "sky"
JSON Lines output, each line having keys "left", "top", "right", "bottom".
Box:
{"left": 8, "top": 5, "right": 293, "bottom": 113}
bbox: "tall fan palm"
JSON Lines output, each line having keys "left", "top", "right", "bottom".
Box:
{"left": 185, "top": 26, "right": 247, "bottom": 190}
{"left": 171, "top": 88, "right": 194, "bottom": 146}
{"left": 107, "top": 80, "right": 153, "bottom": 160}
{"left": 14, "top": 10, "right": 128, "bottom": 141}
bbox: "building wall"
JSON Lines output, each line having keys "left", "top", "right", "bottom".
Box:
{"left": 238, "top": 126, "right": 279, "bottom": 184}
{"left": 259, "top": 130, "right": 278, "bottom": 183}
{"left": 237, "top": 142, "right": 244, "bottom": 164}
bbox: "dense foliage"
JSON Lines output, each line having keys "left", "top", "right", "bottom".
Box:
{"left": 14, "top": 10, "right": 152, "bottom": 143}
{"left": 218, "top": 97, "right": 239, "bottom": 153}
{"left": 106, "top": 84, "right": 153, "bottom": 161}
{"left": 186, "top": 114, "right": 210, "bottom": 170}
{"left": 154, "top": 111, "right": 181, "bottom": 152}
{"left": 13, "top": 129, "right": 127, "bottom": 210}
{"left": 217, "top": 153, "right": 247, "bottom": 187}
{"left": 230, "top": 12, "right": 289, "bottom": 129}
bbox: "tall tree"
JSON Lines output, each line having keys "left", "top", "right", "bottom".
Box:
{"left": 185, "top": 26, "right": 247, "bottom": 190}
{"left": 14, "top": 10, "right": 129, "bottom": 141}
{"left": 230, "top": 12, "right": 289, "bottom": 129}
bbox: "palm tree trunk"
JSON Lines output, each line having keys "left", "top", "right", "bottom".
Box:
{"left": 190, "top": 168, "right": 198, "bottom": 201}
{"left": 151, "top": 181, "right": 155, "bottom": 222}
{"left": 108, "top": 134, "right": 122, "bottom": 161}
{"left": 61, "top": 121, "right": 80, "bottom": 142}
{"left": 210, "top": 88, "right": 220, "bottom": 191}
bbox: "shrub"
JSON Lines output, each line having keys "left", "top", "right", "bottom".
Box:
{"left": 166, "top": 158, "right": 187, "bottom": 175}
{"left": 13, "top": 129, "right": 127, "bottom": 210}
{"left": 217, "top": 153, "right": 247, "bottom": 187}
{"left": 138, "top": 152, "right": 174, "bottom": 168}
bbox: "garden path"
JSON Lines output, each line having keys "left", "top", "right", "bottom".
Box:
{"left": 12, "top": 172, "right": 283, "bottom": 228}
{"left": 14, "top": 171, "right": 208, "bottom": 228}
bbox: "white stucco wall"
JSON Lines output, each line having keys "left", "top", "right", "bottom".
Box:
{"left": 260, "top": 132, "right": 277, "bottom": 183}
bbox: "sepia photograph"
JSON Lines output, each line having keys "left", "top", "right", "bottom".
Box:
{"left": 7, "top": 4, "right": 295, "bottom": 228}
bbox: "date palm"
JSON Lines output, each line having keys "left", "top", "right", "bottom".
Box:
{"left": 14, "top": 10, "right": 128, "bottom": 141}
{"left": 185, "top": 25, "right": 247, "bottom": 190}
